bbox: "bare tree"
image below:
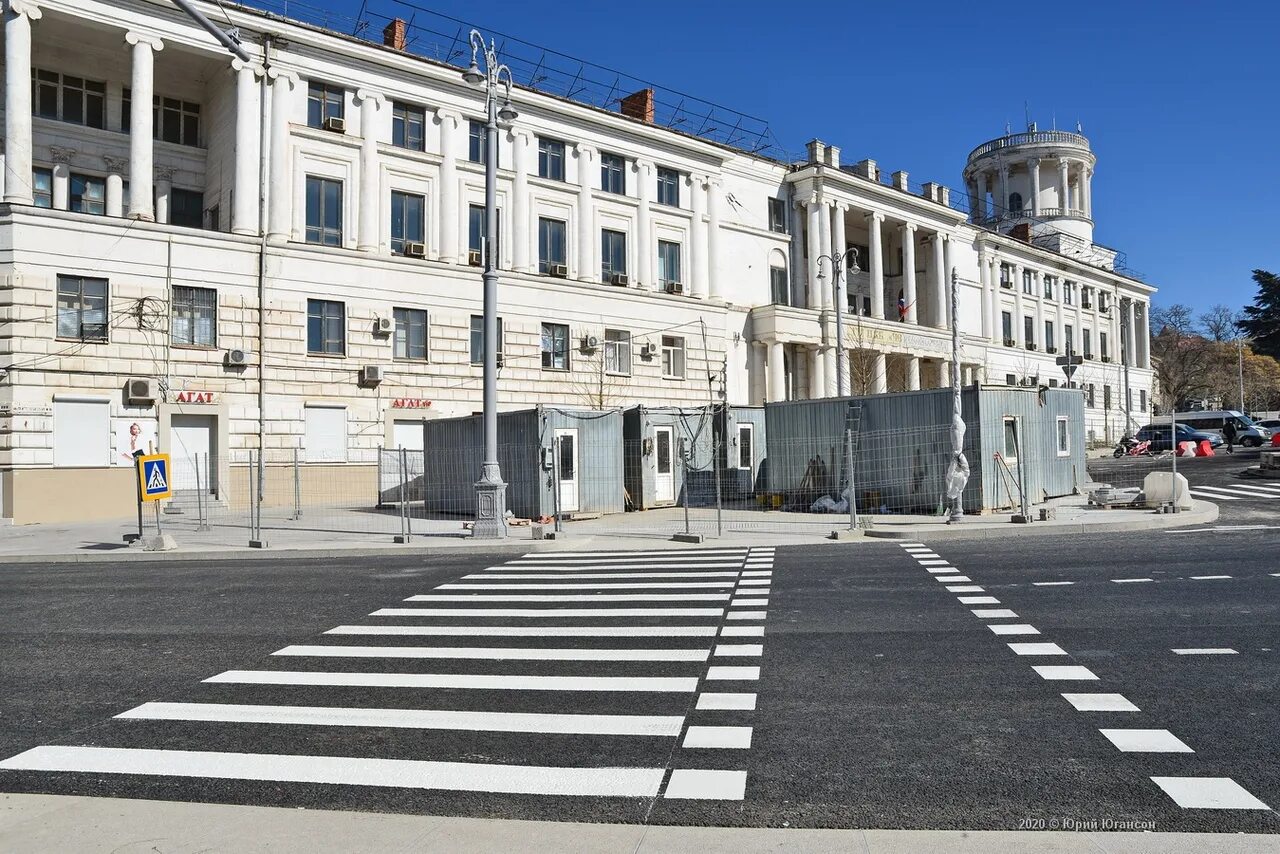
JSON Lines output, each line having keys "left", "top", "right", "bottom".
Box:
{"left": 1149, "top": 302, "right": 1215, "bottom": 410}
{"left": 570, "top": 339, "right": 626, "bottom": 410}
{"left": 845, "top": 316, "right": 880, "bottom": 396}
{"left": 1199, "top": 304, "right": 1242, "bottom": 342}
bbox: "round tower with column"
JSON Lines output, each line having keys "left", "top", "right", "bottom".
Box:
{"left": 963, "top": 123, "right": 1096, "bottom": 242}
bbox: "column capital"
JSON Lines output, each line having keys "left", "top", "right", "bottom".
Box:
{"left": 49, "top": 145, "right": 76, "bottom": 165}
{"left": 266, "top": 67, "right": 299, "bottom": 86}
{"left": 434, "top": 107, "right": 462, "bottom": 128}
{"left": 231, "top": 59, "right": 265, "bottom": 77}
{"left": 125, "top": 31, "right": 164, "bottom": 52}
{"left": 865, "top": 211, "right": 884, "bottom": 223}
{"left": 8, "top": 0, "right": 42, "bottom": 20}
{"left": 1026, "top": 156, "right": 1040, "bottom": 168}
{"left": 899, "top": 221, "right": 917, "bottom": 234}
{"left": 102, "top": 155, "right": 129, "bottom": 175}
{"left": 355, "top": 88, "right": 384, "bottom": 107}
{"left": 573, "top": 142, "right": 597, "bottom": 159}
{"left": 632, "top": 157, "right": 653, "bottom": 174}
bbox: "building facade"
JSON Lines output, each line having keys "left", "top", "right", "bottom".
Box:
{"left": 0, "top": 0, "right": 1154, "bottom": 523}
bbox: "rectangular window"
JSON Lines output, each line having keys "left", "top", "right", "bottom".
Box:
{"left": 390, "top": 191, "right": 426, "bottom": 255}
{"left": 656, "top": 167, "right": 680, "bottom": 207}
{"left": 1056, "top": 416, "right": 1070, "bottom": 456}
{"left": 537, "top": 137, "right": 565, "bottom": 180}
{"left": 468, "top": 204, "right": 502, "bottom": 265}
{"left": 999, "top": 264, "right": 1012, "bottom": 288}
{"left": 1023, "top": 315, "right": 1035, "bottom": 348}
{"left": 661, "top": 335, "right": 685, "bottom": 379}
{"left": 33, "top": 167, "right": 53, "bottom": 208}
{"left": 604, "top": 328, "right": 631, "bottom": 375}
{"left": 307, "top": 82, "right": 345, "bottom": 128}
{"left": 1043, "top": 275, "right": 1055, "bottom": 300}
{"left": 600, "top": 153, "right": 626, "bottom": 195}
{"left": 1005, "top": 373, "right": 1017, "bottom": 386}
{"left": 1100, "top": 331, "right": 1110, "bottom": 359}
{"left": 33, "top": 71, "right": 106, "bottom": 129}
{"left": 304, "top": 176, "right": 343, "bottom": 246}
{"left": 156, "top": 97, "right": 200, "bottom": 146}
{"left": 306, "top": 298, "right": 345, "bottom": 355}
{"left": 1087, "top": 384, "right": 1096, "bottom": 408}
{"left": 391, "top": 102, "right": 425, "bottom": 151}
{"left": 1083, "top": 329, "right": 1093, "bottom": 357}
{"left": 53, "top": 399, "right": 110, "bottom": 467}
{"left": 1003, "top": 417, "right": 1019, "bottom": 460}
{"left": 1022, "top": 269, "right": 1034, "bottom": 294}
{"left": 1098, "top": 292, "right": 1110, "bottom": 312}
{"left": 1081, "top": 287, "right": 1093, "bottom": 309}
{"left": 657, "top": 240, "right": 681, "bottom": 289}
{"left": 767, "top": 197, "right": 787, "bottom": 233}
{"left": 541, "top": 322, "right": 570, "bottom": 371}
{"left": 1064, "top": 281, "right": 1075, "bottom": 305}
{"left": 469, "top": 314, "right": 504, "bottom": 365}
{"left": 1140, "top": 389, "right": 1147, "bottom": 412}
{"left": 601, "top": 229, "right": 627, "bottom": 281}
{"left": 770, "top": 266, "right": 789, "bottom": 305}
{"left": 1126, "top": 387, "right": 1133, "bottom": 413}
{"left": 69, "top": 174, "right": 105, "bottom": 215}
{"left": 537, "top": 217, "right": 567, "bottom": 273}
{"left": 1045, "top": 321, "right": 1056, "bottom": 352}
{"left": 172, "top": 285, "right": 217, "bottom": 348}
{"left": 34, "top": 69, "right": 59, "bottom": 120}
{"left": 468, "top": 120, "right": 497, "bottom": 165}
{"left": 56, "top": 275, "right": 108, "bottom": 341}
{"left": 393, "top": 307, "right": 428, "bottom": 361}
{"left": 737, "top": 423, "right": 754, "bottom": 470}
{"left": 1065, "top": 324, "right": 1075, "bottom": 355}
{"left": 304, "top": 405, "right": 347, "bottom": 463}
{"left": 1103, "top": 385, "right": 1112, "bottom": 410}
{"left": 170, "top": 188, "right": 204, "bottom": 229}
{"left": 1001, "top": 311, "right": 1013, "bottom": 343}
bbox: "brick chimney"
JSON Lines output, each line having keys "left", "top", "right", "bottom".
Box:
{"left": 620, "top": 88, "right": 655, "bottom": 123}
{"left": 383, "top": 18, "right": 408, "bottom": 51}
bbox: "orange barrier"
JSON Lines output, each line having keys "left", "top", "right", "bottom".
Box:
{"left": 1272, "top": 433, "right": 1280, "bottom": 447}
{"left": 1195, "top": 440, "right": 1215, "bottom": 457}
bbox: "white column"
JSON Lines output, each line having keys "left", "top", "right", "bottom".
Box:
{"left": 690, "top": 174, "right": 708, "bottom": 298}
{"left": 266, "top": 69, "right": 298, "bottom": 243}
{"left": 154, "top": 166, "right": 172, "bottom": 224}
{"left": 104, "top": 157, "right": 126, "bottom": 218}
{"left": 868, "top": 213, "right": 885, "bottom": 320}
{"left": 831, "top": 204, "right": 847, "bottom": 314}
{"left": 512, "top": 130, "right": 532, "bottom": 272}
{"left": 943, "top": 235, "right": 955, "bottom": 330}
{"left": 930, "top": 233, "right": 946, "bottom": 329}
{"left": 751, "top": 342, "right": 767, "bottom": 405}
{"left": 635, "top": 160, "right": 653, "bottom": 288}
{"left": 976, "top": 172, "right": 989, "bottom": 221}
{"left": 767, "top": 341, "right": 786, "bottom": 402}
{"left": 806, "top": 198, "right": 822, "bottom": 309}
{"left": 232, "top": 60, "right": 263, "bottom": 235}
{"left": 817, "top": 199, "right": 832, "bottom": 310}
{"left": 50, "top": 156, "right": 70, "bottom": 210}
{"left": 1055, "top": 289, "right": 1065, "bottom": 354}
{"left": 1027, "top": 157, "right": 1041, "bottom": 217}
{"left": 1033, "top": 271, "right": 1045, "bottom": 350}
{"left": 901, "top": 223, "right": 917, "bottom": 324}
{"left": 907, "top": 356, "right": 921, "bottom": 391}
{"left": 1083, "top": 167, "right": 1093, "bottom": 218}
{"left": 125, "top": 31, "right": 163, "bottom": 221}
{"left": 1139, "top": 303, "right": 1151, "bottom": 368}
{"left": 1074, "top": 299, "right": 1084, "bottom": 356}
{"left": 707, "top": 177, "right": 722, "bottom": 300}
{"left": 809, "top": 347, "right": 826, "bottom": 399}
{"left": 823, "top": 346, "right": 837, "bottom": 397}
{"left": 1012, "top": 264, "right": 1024, "bottom": 346}
{"left": 575, "top": 144, "right": 596, "bottom": 281}
{"left": 988, "top": 256, "right": 1001, "bottom": 344}
{"left": 355, "top": 89, "right": 383, "bottom": 252}
{"left": 4, "top": 0, "right": 41, "bottom": 204}
{"left": 997, "top": 163, "right": 1009, "bottom": 215}
{"left": 792, "top": 201, "right": 808, "bottom": 306}
{"left": 872, "top": 351, "right": 888, "bottom": 395}
{"left": 1057, "top": 159, "right": 1070, "bottom": 214}
{"left": 1126, "top": 300, "right": 1138, "bottom": 366}
{"left": 977, "top": 251, "right": 990, "bottom": 340}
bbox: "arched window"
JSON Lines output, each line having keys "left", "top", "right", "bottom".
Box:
{"left": 1008, "top": 192, "right": 1024, "bottom": 214}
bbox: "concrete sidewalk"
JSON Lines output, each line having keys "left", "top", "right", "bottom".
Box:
{"left": 0, "top": 794, "right": 1273, "bottom": 853}
{"left": 0, "top": 494, "right": 1217, "bottom": 564}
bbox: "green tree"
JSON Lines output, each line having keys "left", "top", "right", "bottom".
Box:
{"left": 1237, "top": 269, "right": 1280, "bottom": 360}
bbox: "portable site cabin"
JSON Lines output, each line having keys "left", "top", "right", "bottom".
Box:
{"left": 763, "top": 386, "right": 1086, "bottom": 514}
{"left": 718, "top": 406, "right": 768, "bottom": 501}
{"left": 421, "top": 406, "right": 625, "bottom": 519}
{"left": 622, "top": 406, "right": 721, "bottom": 510}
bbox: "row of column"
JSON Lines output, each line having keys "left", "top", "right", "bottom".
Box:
{"left": 969, "top": 156, "right": 1094, "bottom": 221}
{"left": 750, "top": 342, "right": 981, "bottom": 403}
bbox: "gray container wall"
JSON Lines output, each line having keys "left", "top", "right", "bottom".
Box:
{"left": 977, "top": 387, "right": 1086, "bottom": 509}
{"left": 623, "top": 406, "right": 717, "bottom": 510}
{"left": 721, "top": 406, "right": 767, "bottom": 499}
{"left": 422, "top": 406, "right": 624, "bottom": 518}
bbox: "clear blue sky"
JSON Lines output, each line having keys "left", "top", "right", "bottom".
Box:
{"left": 279, "top": 0, "right": 1279, "bottom": 313}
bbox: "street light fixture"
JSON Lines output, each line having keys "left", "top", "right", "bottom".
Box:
{"left": 464, "top": 29, "right": 516, "bottom": 539}
{"left": 816, "top": 246, "right": 860, "bottom": 398}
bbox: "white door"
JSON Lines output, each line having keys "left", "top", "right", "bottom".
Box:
{"left": 170, "top": 414, "right": 215, "bottom": 493}
{"left": 553, "top": 428, "right": 579, "bottom": 513}
{"left": 392, "top": 419, "right": 425, "bottom": 450}
{"left": 654, "top": 426, "right": 675, "bottom": 503}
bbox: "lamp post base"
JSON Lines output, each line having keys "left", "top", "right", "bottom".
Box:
{"left": 473, "top": 465, "right": 508, "bottom": 539}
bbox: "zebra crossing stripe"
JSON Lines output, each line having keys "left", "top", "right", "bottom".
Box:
{"left": 272, "top": 645, "right": 711, "bottom": 662}
{"left": 0, "top": 746, "right": 666, "bottom": 798}
{"left": 324, "top": 625, "right": 720, "bottom": 637}
{"left": 470, "top": 571, "right": 742, "bottom": 580}
{"left": 403, "top": 593, "right": 731, "bottom": 602}
{"left": 1188, "top": 489, "right": 1242, "bottom": 501}
{"left": 204, "top": 670, "right": 700, "bottom": 692}
{"left": 370, "top": 608, "right": 725, "bottom": 618}
{"left": 483, "top": 563, "right": 747, "bottom": 571}
{"left": 516, "top": 550, "right": 748, "bottom": 559}
{"left": 435, "top": 582, "right": 736, "bottom": 590}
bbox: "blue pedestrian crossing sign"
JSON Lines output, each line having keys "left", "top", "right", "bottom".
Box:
{"left": 137, "top": 454, "right": 172, "bottom": 502}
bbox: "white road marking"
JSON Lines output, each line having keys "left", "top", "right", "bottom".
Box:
{"left": 491, "top": 563, "right": 746, "bottom": 571}
{"left": 1189, "top": 575, "right": 1231, "bottom": 580}
{"left": 117, "top": 702, "right": 683, "bottom": 736}
{"left": 1007, "top": 642, "right": 1067, "bottom": 656}
{"left": 273, "top": 645, "right": 710, "bottom": 662}
{"left": 436, "top": 582, "right": 736, "bottom": 590}
{"left": 1151, "top": 776, "right": 1271, "bottom": 810}
{"left": 714, "top": 644, "right": 763, "bottom": 657}
{"left": 742, "top": 571, "right": 773, "bottom": 577}
{"left": 1111, "top": 578, "right": 1153, "bottom": 584}
{"left": 720, "top": 626, "right": 764, "bottom": 637}
{"left": 1172, "top": 648, "right": 1238, "bottom": 655}
{"left": 926, "top": 568, "right": 958, "bottom": 574}
{"left": 726, "top": 611, "right": 767, "bottom": 621}
{"left": 972, "top": 609, "right": 1019, "bottom": 618}
{"left": 468, "top": 572, "right": 741, "bottom": 580}
{"left": 325, "top": 625, "right": 718, "bottom": 638}
{"left": 917, "top": 559, "right": 949, "bottom": 565}
{"left": 936, "top": 576, "right": 972, "bottom": 583}
{"left": 1188, "top": 490, "right": 1242, "bottom": 501}
{"left": 946, "top": 585, "right": 985, "bottom": 593}
{"left": 515, "top": 550, "right": 747, "bottom": 560}
{"left": 1100, "top": 728, "right": 1193, "bottom": 753}
{"left": 404, "top": 594, "right": 730, "bottom": 603}
{"left": 989, "top": 624, "right": 1039, "bottom": 636}
{"left": 1191, "top": 485, "right": 1280, "bottom": 499}
{"left": 0, "top": 746, "right": 664, "bottom": 797}
{"left": 731, "top": 598, "right": 769, "bottom": 607}
{"left": 371, "top": 608, "right": 725, "bottom": 618}
{"left": 705, "top": 666, "right": 760, "bottom": 681}
{"left": 957, "top": 596, "right": 1000, "bottom": 605}
{"left": 738, "top": 579, "right": 771, "bottom": 586}
{"left": 1033, "top": 665, "right": 1098, "bottom": 681}
{"left": 696, "top": 693, "right": 757, "bottom": 711}
{"left": 1062, "top": 693, "right": 1140, "bottom": 712}
{"left": 1033, "top": 581, "right": 1076, "bottom": 587}
{"left": 682, "top": 726, "right": 752, "bottom": 749}
{"left": 899, "top": 542, "right": 928, "bottom": 548}
{"left": 204, "top": 670, "right": 698, "bottom": 692}
{"left": 663, "top": 768, "right": 747, "bottom": 800}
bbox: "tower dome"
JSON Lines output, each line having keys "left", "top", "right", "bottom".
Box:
{"left": 963, "top": 123, "right": 1096, "bottom": 242}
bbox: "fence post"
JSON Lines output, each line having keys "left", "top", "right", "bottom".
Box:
{"left": 713, "top": 408, "right": 723, "bottom": 539}
{"left": 394, "top": 446, "right": 410, "bottom": 543}
{"left": 1015, "top": 430, "right": 1031, "bottom": 522}
{"left": 195, "top": 452, "right": 209, "bottom": 532}
{"left": 680, "top": 436, "right": 691, "bottom": 537}
{"left": 291, "top": 446, "right": 302, "bottom": 520}
{"left": 249, "top": 449, "right": 267, "bottom": 548}
{"left": 1170, "top": 409, "right": 1179, "bottom": 513}
{"left": 552, "top": 435, "right": 563, "bottom": 535}
{"left": 845, "top": 428, "right": 857, "bottom": 532}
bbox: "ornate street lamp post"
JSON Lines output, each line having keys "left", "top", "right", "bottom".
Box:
{"left": 816, "top": 246, "right": 860, "bottom": 397}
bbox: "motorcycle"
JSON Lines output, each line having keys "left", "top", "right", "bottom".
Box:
{"left": 1113, "top": 436, "right": 1153, "bottom": 458}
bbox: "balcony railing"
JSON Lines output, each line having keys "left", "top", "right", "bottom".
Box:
{"left": 967, "top": 130, "right": 1091, "bottom": 162}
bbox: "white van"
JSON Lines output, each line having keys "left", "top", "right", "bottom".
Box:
{"left": 1174, "top": 410, "right": 1272, "bottom": 447}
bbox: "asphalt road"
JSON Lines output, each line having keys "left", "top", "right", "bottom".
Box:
{"left": 1, "top": 531, "right": 1277, "bottom": 833}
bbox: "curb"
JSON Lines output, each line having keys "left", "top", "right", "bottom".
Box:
{"left": 862, "top": 501, "right": 1219, "bottom": 541}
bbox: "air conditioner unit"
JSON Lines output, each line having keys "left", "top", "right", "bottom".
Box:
{"left": 360, "top": 365, "right": 385, "bottom": 385}
{"left": 1000, "top": 281, "right": 1013, "bottom": 289}
{"left": 126, "top": 377, "right": 158, "bottom": 405}
{"left": 323, "top": 116, "right": 346, "bottom": 133}
{"left": 610, "top": 272, "right": 630, "bottom": 287}
{"left": 1046, "top": 346, "right": 1057, "bottom": 354}
{"left": 225, "top": 348, "right": 249, "bottom": 367}
{"left": 467, "top": 249, "right": 483, "bottom": 267}
{"left": 580, "top": 335, "right": 600, "bottom": 352}
{"left": 639, "top": 342, "right": 657, "bottom": 358}
{"left": 1003, "top": 338, "right": 1016, "bottom": 348}
{"left": 662, "top": 280, "right": 683, "bottom": 295}
{"left": 404, "top": 242, "right": 426, "bottom": 258}
{"left": 1026, "top": 343, "right": 1038, "bottom": 351}
{"left": 374, "top": 316, "right": 394, "bottom": 336}
{"left": 548, "top": 263, "right": 568, "bottom": 278}
{"left": 1084, "top": 352, "right": 1094, "bottom": 360}
{"left": 1101, "top": 355, "right": 1112, "bottom": 363}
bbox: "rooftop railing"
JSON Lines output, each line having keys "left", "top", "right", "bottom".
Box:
{"left": 967, "top": 130, "right": 1090, "bottom": 162}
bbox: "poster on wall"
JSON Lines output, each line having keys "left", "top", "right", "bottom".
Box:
{"left": 113, "top": 419, "right": 158, "bottom": 466}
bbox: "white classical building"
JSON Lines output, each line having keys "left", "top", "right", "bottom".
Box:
{"left": 0, "top": 0, "right": 1154, "bottom": 523}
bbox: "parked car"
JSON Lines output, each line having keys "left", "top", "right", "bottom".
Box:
{"left": 1174, "top": 410, "right": 1273, "bottom": 447}
{"left": 1135, "top": 423, "right": 1224, "bottom": 453}
{"left": 1258, "top": 419, "right": 1280, "bottom": 432}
